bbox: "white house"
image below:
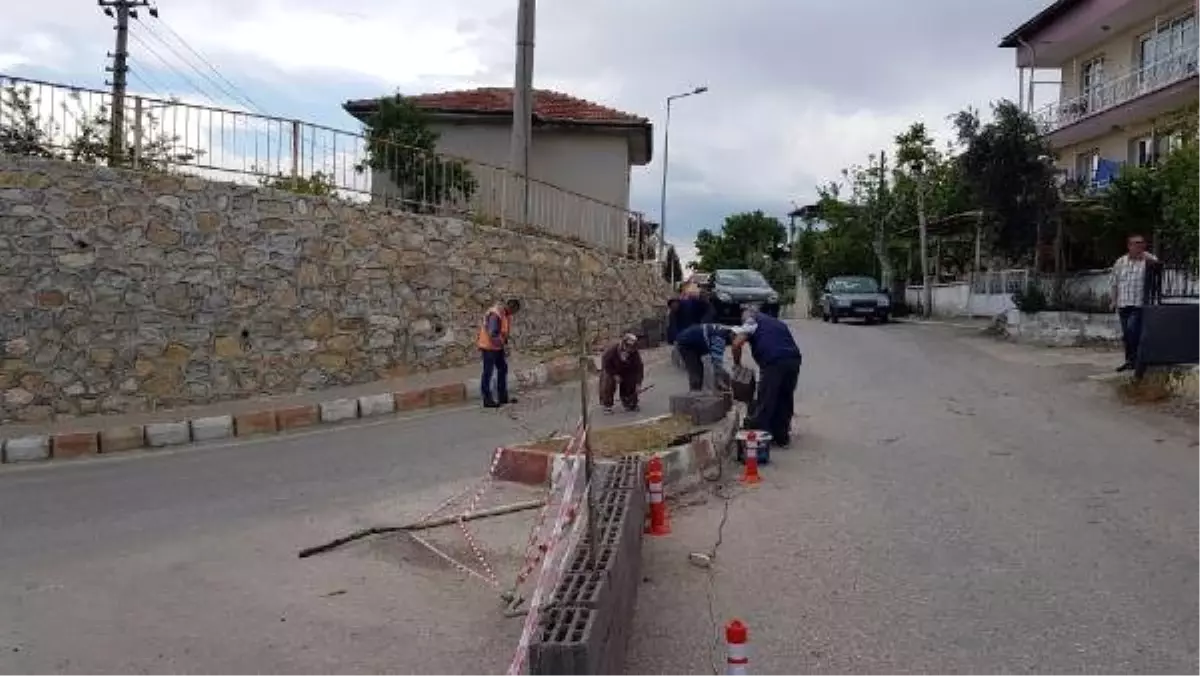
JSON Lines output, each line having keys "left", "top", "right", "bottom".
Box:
{"left": 343, "top": 88, "right": 653, "bottom": 252}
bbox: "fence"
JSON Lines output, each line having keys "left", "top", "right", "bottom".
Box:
{"left": 0, "top": 73, "right": 649, "bottom": 257}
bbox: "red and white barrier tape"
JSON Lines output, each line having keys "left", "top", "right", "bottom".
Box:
{"left": 506, "top": 426, "right": 591, "bottom": 675}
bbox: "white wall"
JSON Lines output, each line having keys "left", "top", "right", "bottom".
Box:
{"left": 370, "top": 123, "right": 634, "bottom": 252}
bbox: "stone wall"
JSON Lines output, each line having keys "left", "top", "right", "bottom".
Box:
{"left": 0, "top": 156, "right": 669, "bottom": 424}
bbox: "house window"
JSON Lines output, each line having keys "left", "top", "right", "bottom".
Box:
{"left": 1138, "top": 12, "right": 1198, "bottom": 84}
{"left": 1074, "top": 150, "right": 1098, "bottom": 185}
{"left": 1130, "top": 136, "right": 1155, "bottom": 166}
{"left": 1080, "top": 57, "right": 1105, "bottom": 111}
{"left": 1156, "top": 131, "right": 1185, "bottom": 157}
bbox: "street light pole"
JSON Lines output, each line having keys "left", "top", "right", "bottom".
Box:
{"left": 657, "top": 86, "right": 708, "bottom": 287}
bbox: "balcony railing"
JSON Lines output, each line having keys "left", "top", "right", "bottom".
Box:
{"left": 1034, "top": 45, "right": 1199, "bottom": 133}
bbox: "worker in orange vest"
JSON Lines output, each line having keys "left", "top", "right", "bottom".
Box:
{"left": 477, "top": 298, "right": 521, "bottom": 408}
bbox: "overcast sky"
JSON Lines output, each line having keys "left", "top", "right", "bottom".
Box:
{"left": 1, "top": 0, "right": 1052, "bottom": 266}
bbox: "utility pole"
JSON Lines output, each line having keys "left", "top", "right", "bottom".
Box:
{"left": 508, "top": 0, "right": 535, "bottom": 227}
{"left": 99, "top": 0, "right": 153, "bottom": 167}
{"left": 915, "top": 163, "right": 932, "bottom": 318}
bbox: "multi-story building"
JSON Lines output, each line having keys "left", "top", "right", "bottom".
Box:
{"left": 1000, "top": 0, "right": 1198, "bottom": 188}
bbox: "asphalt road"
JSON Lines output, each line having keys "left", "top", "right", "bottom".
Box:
{"left": 627, "top": 319, "right": 1198, "bottom": 675}
{"left": 0, "top": 358, "right": 689, "bottom": 674}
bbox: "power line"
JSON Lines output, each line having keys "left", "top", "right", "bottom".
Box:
{"left": 146, "top": 15, "right": 266, "bottom": 115}
{"left": 127, "top": 64, "right": 166, "bottom": 98}
{"left": 133, "top": 17, "right": 261, "bottom": 113}
{"left": 126, "top": 29, "right": 220, "bottom": 103}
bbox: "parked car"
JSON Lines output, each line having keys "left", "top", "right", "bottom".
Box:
{"left": 820, "top": 275, "right": 891, "bottom": 323}
{"left": 706, "top": 269, "right": 781, "bottom": 323}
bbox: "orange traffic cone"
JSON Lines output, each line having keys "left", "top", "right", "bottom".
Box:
{"left": 726, "top": 619, "right": 749, "bottom": 675}
{"left": 645, "top": 456, "right": 671, "bottom": 536}
{"left": 739, "top": 431, "right": 762, "bottom": 485}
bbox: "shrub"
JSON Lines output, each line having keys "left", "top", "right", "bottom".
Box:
{"left": 1011, "top": 284, "right": 1049, "bottom": 313}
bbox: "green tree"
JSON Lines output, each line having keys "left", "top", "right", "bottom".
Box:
{"left": 952, "top": 100, "right": 1059, "bottom": 267}
{"left": 355, "top": 94, "right": 476, "bottom": 212}
{"left": 694, "top": 210, "right": 794, "bottom": 293}
{"left": 61, "top": 94, "right": 202, "bottom": 171}
{"left": 1157, "top": 136, "right": 1198, "bottom": 261}
{"left": 0, "top": 84, "right": 61, "bottom": 158}
{"left": 661, "top": 244, "right": 683, "bottom": 283}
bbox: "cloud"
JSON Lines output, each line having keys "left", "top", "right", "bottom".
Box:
{"left": 1, "top": 0, "right": 1050, "bottom": 248}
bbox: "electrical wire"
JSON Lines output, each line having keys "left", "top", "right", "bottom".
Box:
{"left": 132, "top": 19, "right": 256, "bottom": 112}
{"left": 127, "top": 29, "right": 219, "bottom": 103}
{"left": 147, "top": 14, "right": 265, "bottom": 114}
{"left": 126, "top": 66, "right": 164, "bottom": 98}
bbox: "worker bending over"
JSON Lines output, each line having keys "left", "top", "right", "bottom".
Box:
{"left": 674, "top": 322, "right": 734, "bottom": 392}
{"left": 477, "top": 298, "right": 521, "bottom": 408}
{"left": 599, "top": 333, "right": 644, "bottom": 414}
{"left": 731, "top": 307, "right": 801, "bottom": 447}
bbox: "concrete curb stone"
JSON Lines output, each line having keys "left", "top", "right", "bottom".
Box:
{"left": 4, "top": 435, "right": 50, "bottom": 463}
{"left": 318, "top": 398, "right": 358, "bottom": 424}
{"left": 144, "top": 421, "right": 190, "bottom": 448}
{"left": 0, "top": 351, "right": 637, "bottom": 467}
{"left": 357, "top": 393, "right": 396, "bottom": 418}
{"left": 190, "top": 415, "right": 234, "bottom": 442}
{"left": 51, "top": 432, "right": 99, "bottom": 459}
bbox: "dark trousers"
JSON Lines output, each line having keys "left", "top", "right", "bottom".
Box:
{"left": 480, "top": 349, "right": 509, "bottom": 403}
{"left": 678, "top": 346, "right": 706, "bottom": 391}
{"left": 746, "top": 357, "right": 801, "bottom": 444}
{"left": 599, "top": 372, "right": 638, "bottom": 409}
{"left": 1118, "top": 306, "right": 1143, "bottom": 365}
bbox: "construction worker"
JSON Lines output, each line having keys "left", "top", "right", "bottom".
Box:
{"left": 477, "top": 298, "right": 521, "bottom": 408}
{"left": 731, "top": 307, "right": 801, "bottom": 447}
{"left": 673, "top": 322, "right": 734, "bottom": 392}
{"left": 599, "top": 333, "right": 644, "bottom": 414}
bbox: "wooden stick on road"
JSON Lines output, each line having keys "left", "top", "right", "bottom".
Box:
{"left": 297, "top": 499, "right": 546, "bottom": 558}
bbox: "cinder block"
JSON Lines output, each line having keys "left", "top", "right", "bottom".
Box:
{"left": 4, "top": 435, "right": 50, "bottom": 463}
{"left": 190, "top": 415, "right": 234, "bottom": 442}
{"left": 395, "top": 388, "right": 433, "bottom": 411}
{"left": 51, "top": 432, "right": 99, "bottom": 459}
{"left": 234, "top": 410, "right": 278, "bottom": 437}
{"left": 357, "top": 392, "right": 395, "bottom": 417}
{"left": 99, "top": 425, "right": 145, "bottom": 453}
{"left": 319, "top": 398, "right": 358, "bottom": 423}
{"left": 529, "top": 606, "right": 599, "bottom": 675}
{"left": 275, "top": 404, "right": 319, "bottom": 430}
{"left": 673, "top": 390, "right": 733, "bottom": 423}
{"left": 144, "top": 421, "right": 190, "bottom": 448}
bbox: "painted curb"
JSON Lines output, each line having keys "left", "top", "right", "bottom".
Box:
{"left": 0, "top": 354, "right": 592, "bottom": 468}
{"left": 491, "top": 410, "right": 741, "bottom": 490}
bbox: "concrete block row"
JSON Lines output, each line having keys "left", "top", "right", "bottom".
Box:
{"left": 1, "top": 354, "right": 588, "bottom": 466}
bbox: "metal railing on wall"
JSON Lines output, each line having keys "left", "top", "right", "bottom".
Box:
{"left": 0, "top": 73, "right": 652, "bottom": 258}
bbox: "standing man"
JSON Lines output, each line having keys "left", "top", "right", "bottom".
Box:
{"left": 731, "top": 307, "right": 801, "bottom": 448}
{"left": 599, "top": 333, "right": 644, "bottom": 414}
{"left": 674, "top": 322, "right": 734, "bottom": 392}
{"left": 1109, "top": 234, "right": 1158, "bottom": 372}
{"left": 477, "top": 298, "right": 521, "bottom": 408}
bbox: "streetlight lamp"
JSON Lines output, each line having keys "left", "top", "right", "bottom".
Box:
{"left": 657, "top": 85, "right": 708, "bottom": 286}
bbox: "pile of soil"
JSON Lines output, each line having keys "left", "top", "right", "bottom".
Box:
{"left": 522, "top": 415, "right": 696, "bottom": 458}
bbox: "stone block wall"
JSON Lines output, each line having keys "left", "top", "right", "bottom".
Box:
{"left": 0, "top": 156, "right": 669, "bottom": 423}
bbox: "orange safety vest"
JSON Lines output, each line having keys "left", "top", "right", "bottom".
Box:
{"left": 477, "top": 306, "right": 511, "bottom": 351}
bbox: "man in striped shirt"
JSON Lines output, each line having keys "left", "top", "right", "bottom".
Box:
{"left": 1109, "top": 233, "right": 1158, "bottom": 372}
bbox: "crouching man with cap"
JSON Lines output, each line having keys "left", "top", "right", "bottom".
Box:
{"left": 599, "top": 333, "right": 644, "bottom": 414}
{"left": 731, "top": 306, "right": 801, "bottom": 447}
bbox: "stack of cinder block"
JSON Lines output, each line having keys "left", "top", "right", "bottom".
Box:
{"left": 669, "top": 391, "right": 732, "bottom": 425}
{"left": 528, "top": 456, "right": 647, "bottom": 675}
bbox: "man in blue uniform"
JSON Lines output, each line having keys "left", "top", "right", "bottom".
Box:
{"left": 731, "top": 308, "right": 801, "bottom": 447}
{"left": 673, "top": 322, "right": 734, "bottom": 391}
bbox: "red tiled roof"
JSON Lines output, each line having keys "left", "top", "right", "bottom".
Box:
{"left": 344, "top": 87, "right": 648, "bottom": 126}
